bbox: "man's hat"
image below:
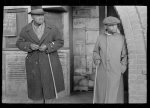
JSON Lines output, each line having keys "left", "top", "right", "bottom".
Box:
{"left": 28, "top": 6, "right": 46, "bottom": 15}
{"left": 103, "top": 16, "right": 120, "bottom": 25}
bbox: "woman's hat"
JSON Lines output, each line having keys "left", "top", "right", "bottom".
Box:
{"left": 103, "top": 16, "right": 120, "bottom": 25}
{"left": 28, "top": 6, "right": 46, "bottom": 15}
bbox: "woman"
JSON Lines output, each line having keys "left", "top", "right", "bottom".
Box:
{"left": 93, "top": 16, "right": 127, "bottom": 103}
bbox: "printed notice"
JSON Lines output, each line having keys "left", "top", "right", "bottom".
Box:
{"left": 4, "top": 51, "right": 27, "bottom": 98}
{"left": 58, "top": 50, "right": 70, "bottom": 97}
{"left": 3, "top": 13, "right": 17, "bottom": 36}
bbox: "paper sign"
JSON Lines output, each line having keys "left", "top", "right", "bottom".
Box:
{"left": 3, "top": 13, "right": 17, "bottom": 36}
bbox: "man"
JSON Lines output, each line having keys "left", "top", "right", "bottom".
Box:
{"left": 93, "top": 16, "right": 127, "bottom": 103}
{"left": 16, "top": 6, "right": 65, "bottom": 103}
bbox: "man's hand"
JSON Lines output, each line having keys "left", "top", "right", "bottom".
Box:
{"left": 39, "top": 44, "right": 47, "bottom": 51}
{"left": 30, "top": 44, "right": 39, "bottom": 50}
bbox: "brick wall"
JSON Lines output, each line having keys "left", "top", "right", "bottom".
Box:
{"left": 115, "top": 6, "right": 147, "bottom": 103}
{"left": 72, "top": 6, "right": 100, "bottom": 91}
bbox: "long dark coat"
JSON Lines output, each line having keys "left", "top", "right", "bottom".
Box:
{"left": 16, "top": 21, "right": 65, "bottom": 100}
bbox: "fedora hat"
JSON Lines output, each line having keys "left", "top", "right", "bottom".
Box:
{"left": 28, "top": 6, "right": 46, "bottom": 15}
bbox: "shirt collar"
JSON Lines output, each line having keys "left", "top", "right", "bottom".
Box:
{"left": 104, "top": 31, "right": 112, "bottom": 36}
{"left": 32, "top": 21, "right": 45, "bottom": 30}
{"left": 25, "top": 20, "right": 52, "bottom": 32}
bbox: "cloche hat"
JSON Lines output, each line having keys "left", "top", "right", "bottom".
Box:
{"left": 103, "top": 16, "right": 120, "bottom": 25}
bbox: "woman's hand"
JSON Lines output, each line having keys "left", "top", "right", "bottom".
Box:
{"left": 95, "top": 60, "right": 100, "bottom": 66}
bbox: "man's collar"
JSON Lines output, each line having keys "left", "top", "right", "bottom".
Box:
{"left": 32, "top": 21, "right": 45, "bottom": 29}
{"left": 26, "top": 20, "right": 52, "bottom": 31}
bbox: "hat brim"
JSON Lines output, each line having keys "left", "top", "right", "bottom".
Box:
{"left": 28, "top": 11, "right": 46, "bottom": 15}
{"left": 104, "top": 23, "right": 119, "bottom": 26}
{"left": 28, "top": 9, "right": 46, "bottom": 15}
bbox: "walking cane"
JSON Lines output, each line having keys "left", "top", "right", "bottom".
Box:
{"left": 48, "top": 54, "right": 58, "bottom": 99}
{"left": 93, "top": 64, "right": 98, "bottom": 104}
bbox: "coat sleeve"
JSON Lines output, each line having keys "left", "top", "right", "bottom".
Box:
{"left": 45, "top": 27, "right": 64, "bottom": 53}
{"left": 120, "top": 37, "right": 127, "bottom": 73}
{"left": 16, "top": 28, "right": 32, "bottom": 52}
{"left": 93, "top": 36, "right": 101, "bottom": 65}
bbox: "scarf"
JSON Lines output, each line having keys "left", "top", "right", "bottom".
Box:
{"left": 32, "top": 22, "right": 45, "bottom": 40}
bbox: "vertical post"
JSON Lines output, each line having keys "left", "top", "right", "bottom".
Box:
{"left": 68, "top": 7, "right": 74, "bottom": 93}
{"left": 105, "top": 6, "right": 107, "bottom": 17}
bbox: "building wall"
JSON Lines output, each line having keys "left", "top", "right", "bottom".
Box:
{"left": 72, "top": 6, "right": 101, "bottom": 91}
{"left": 115, "top": 6, "right": 147, "bottom": 103}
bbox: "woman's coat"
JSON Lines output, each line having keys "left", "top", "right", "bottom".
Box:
{"left": 16, "top": 21, "right": 65, "bottom": 100}
{"left": 93, "top": 32, "right": 127, "bottom": 103}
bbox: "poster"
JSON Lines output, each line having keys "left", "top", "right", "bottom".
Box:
{"left": 57, "top": 50, "right": 70, "bottom": 97}
{"left": 3, "top": 13, "right": 17, "bottom": 36}
{"left": 3, "top": 51, "right": 28, "bottom": 101}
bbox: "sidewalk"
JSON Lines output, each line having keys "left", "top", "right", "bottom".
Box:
{"left": 3, "top": 91, "right": 128, "bottom": 104}
{"left": 2, "top": 91, "right": 93, "bottom": 104}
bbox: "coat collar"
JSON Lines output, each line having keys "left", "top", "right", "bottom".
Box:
{"left": 25, "top": 20, "right": 52, "bottom": 32}
{"left": 25, "top": 20, "right": 52, "bottom": 44}
{"left": 104, "top": 31, "right": 113, "bottom": 36}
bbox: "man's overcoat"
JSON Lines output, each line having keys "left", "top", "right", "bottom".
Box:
{"left": 16, "top": 21, "right": 65, "bottom": 100}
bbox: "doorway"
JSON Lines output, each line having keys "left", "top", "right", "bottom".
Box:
{"left": 107, "top": 6, "right": 129, "bottom": 103}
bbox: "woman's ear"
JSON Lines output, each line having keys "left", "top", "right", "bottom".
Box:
{"left": 31, "top": 14, "right": 34, "bottom": 19}
{"left": 104, "top": 25, "right": 107, "bottom": 31}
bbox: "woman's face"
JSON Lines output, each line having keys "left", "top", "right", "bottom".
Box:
{"left": 106, "top": 24, "right": 118, "bottom": 33}
{"left": 31, "top": 14, "right": 45, "bottom": 25}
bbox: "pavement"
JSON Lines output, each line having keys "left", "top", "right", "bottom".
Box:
{"left": 3, "top": 91, "right": 128, "bottom": 104}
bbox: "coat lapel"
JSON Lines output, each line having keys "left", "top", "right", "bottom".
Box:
{"left": 39, "top": 23, "right": 52, "bottom": 44}
{"left": 25, "top": 22, "right": 40, "bottom": 44}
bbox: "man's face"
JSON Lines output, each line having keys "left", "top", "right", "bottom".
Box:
{"left": 31, "top": 14, "right": 45, "bottom": 25}
{"left": 105, "top": 24, "right": 118, "bottom": 33}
